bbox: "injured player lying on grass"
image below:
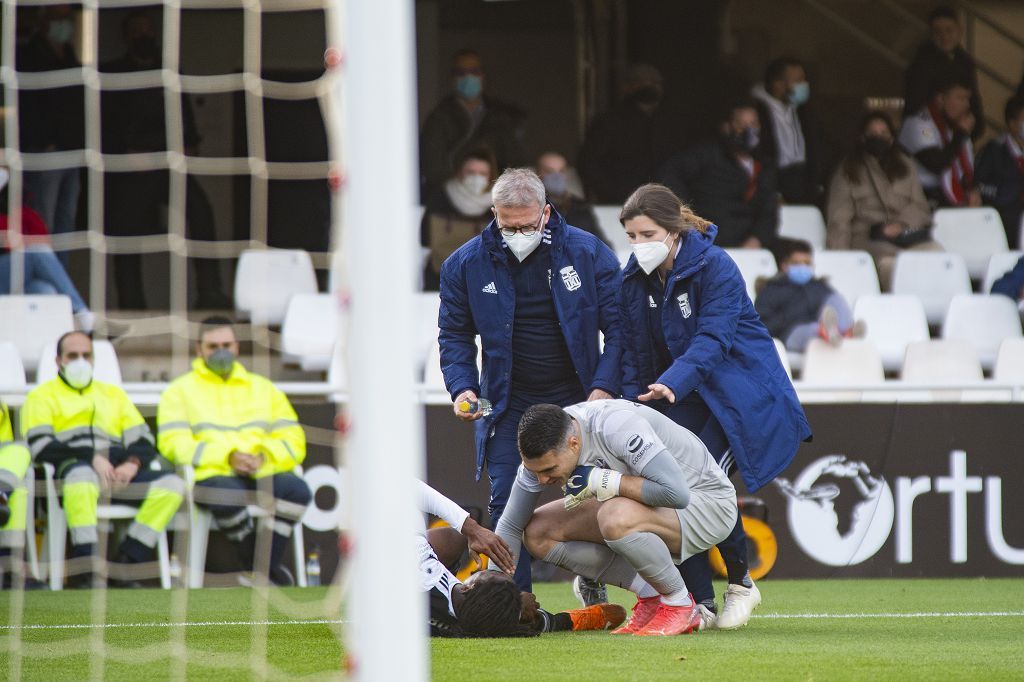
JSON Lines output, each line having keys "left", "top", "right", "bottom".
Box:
{"left": 492, "top": 400, "right": 741, "bottom": 636}
{"left": 417, "top": 480, "right": 625, "bottom": 637}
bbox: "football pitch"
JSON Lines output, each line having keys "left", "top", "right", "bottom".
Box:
{"left": 1, "top": 578, "right": 1022, "bottom": 680}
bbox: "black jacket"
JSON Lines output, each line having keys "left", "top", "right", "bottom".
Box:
{"left": 658, "top": 139, "right": 779, "bottom": 248}
{"left": 16, "top": 34, "right": 85, "bottom": 151}
{"left": 904, "top": 43, "right": 984, "bottom": 138}
{"left": 975, "top": 136, "right": 1024, "bottom": 249}
{"left": 754, "top": 275, "right": 836, "bottom": 341}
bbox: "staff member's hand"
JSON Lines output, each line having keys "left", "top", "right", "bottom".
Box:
{"left": 229, "top": 451, "right": 262, "bottom": 476}
{"left": 92, "top": 455, "right": 116, "bottom": 489}
{"left": 638, "top": 383, "right": 676, "bottom": 404}
{"left": 112, "top": 460, "right": 140, "bottom": 491}
{"left": 586, "top": 388, "right": 614, "bottom": 402}
{"left": 461, "top": 517, "right": 515, "bottom": 574}
{"left": 453, "top": 390, "right": 484, "bottom": 421}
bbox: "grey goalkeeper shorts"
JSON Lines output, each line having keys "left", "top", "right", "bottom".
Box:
{"left": 674, "top": 489, "right": 738, "bottom": 563}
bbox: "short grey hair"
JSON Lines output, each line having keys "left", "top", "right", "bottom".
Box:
{"left": 491, "top": 168, "right": 546, "bottom": 210}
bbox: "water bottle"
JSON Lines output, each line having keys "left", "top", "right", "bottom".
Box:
{"left": 457, "top": 397, "right": 492, "bottom": 417}
{"left": 306, "top": 547, "right": 321, "bottom": 587}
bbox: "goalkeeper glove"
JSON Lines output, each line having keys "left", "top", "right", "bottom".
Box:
{"left": 563, "top": 465, "right": 622, "bottom": 510}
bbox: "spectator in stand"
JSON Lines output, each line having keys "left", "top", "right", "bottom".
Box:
{"left": 420, "top": 148, "right": 497, "bottom": 291}
{"left": 535, "top": 152, "right": 608, "bottom": 246}
{"left": 16, "top": 4, "right": 85, "bottom": 266}
{"left": 975, "top": 96, "right": 1024, "bottom": 249}
{"left": 751, "top": 56, "right": 824, "bottom": 205}
{"left": 827, "top": 111, "right": 942, "bottom": 289}
{"left": 899, "top": 76, "right": 980, "bottom": 209}
{"left": 101, "top": 9, "right": 229, "bottom": 310}
{"left": 904, "top": 5, "right": 983, "bottom": 139}
{"left": 991, "top": 254, "right": 1024, "bottom": 306}
{"left": 1, "top": 168, "right": 94, "bottom": 331}
{"left": 578, "top": 64, "right": 685, "bottom": 204}
{"left": 659, "top": 99, "right": 778, "bottom": 249}
{"left": 420, "top": 50, "right": 526, "bottom": 198}
{"left": 755, "top": 238, "right": 864, "bottom": 351}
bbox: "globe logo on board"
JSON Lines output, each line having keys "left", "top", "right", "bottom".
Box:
{"left": 775, "top": 454, "right": 894, "bottom": 566}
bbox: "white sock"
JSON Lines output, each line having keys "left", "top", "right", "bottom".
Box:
{"left": 629, "top": 574, "right": 659, "bottom": 599}
{"left": 660, "top": 588, "right": 693, "bottom": 607}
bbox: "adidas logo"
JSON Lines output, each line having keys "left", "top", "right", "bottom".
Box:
{"left": 482, "top": 282, "right": 498, "bottom": 294}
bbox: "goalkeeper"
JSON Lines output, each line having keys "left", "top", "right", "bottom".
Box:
{"left": 492, "top": 400, "right": 737, "bottom": 636}
{"left": 416, "top": 481, "right": 624, "bottom": 637}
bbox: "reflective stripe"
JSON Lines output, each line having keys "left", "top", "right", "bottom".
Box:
{"left": 126, "top": 521, "right": 161, "bottom": 548}
{"left": 282, "top": 441, "right": 299, "bottom": 462}
{"left": 271, "top": 519, "right": 293, "bottom": 537}
{"left": 158, "top": 421, "right": 192, "bottom": 432}
{"left": 218, "top": 509, "right": 251, "bottom": 530}
{"left": 70, "top": 525, "right": 98, "bottom": 545}
{"left": 275, "top": 499, "right": 308, "bottom": 521}
{"left": 269, "top": 419, "right": 299, "bottom": 430}
{"left": 64, "top": 466, "right": 99, "bottom": 486}
{"left": 192, "top": 421, "right": 272, "bottom": 433}
{"left": 191, "top": 442, "right": 206, "bottom": 468}
{"left": 29, "top": 436, "right": 55, "bottom": 457}
{"left": 0, "top": 528, "right": 26, "bottom": 548}
{"left": 150, "top": 474, "right": 186, "bottom": 497}
{"left": 0, "top": 469, "right": 21, "bottom": 490}
{"left": 224, "top": 525, "right": 253, "bottom": 542}
{"left": 122, "top": 423, "right": 154, "bottom": 445}
{"left": 25, "top": 426, "right": 55, "bottom": 440}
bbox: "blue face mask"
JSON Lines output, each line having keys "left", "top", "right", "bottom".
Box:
{"left": 786, "top": 264, "right": 814, "bottom": 285}
{"left": 455, "top": 75, "right": 483, "bottom": 100}
{"left": 789, "top": 81, "right": 810, "bottom": 106}
{"left": 48, "top": 19, "right": 74, "bottom": 45}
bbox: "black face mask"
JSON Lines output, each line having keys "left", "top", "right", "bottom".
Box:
{"left": 630, "top": 86, "right": 662, "bottom": 107}
{"left": 863, "top": 136, "right": 893, "bottom": 159}
{"left": 129, "top": 35, "right": 159, "bottom": 61}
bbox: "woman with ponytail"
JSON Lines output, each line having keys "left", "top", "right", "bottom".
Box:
{"left": 616, "top": 183, "right": 810, "bottom": 630}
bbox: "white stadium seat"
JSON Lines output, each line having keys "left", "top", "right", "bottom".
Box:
{"left": 853, "top": 295, "right": 930, "bottom": 372}
{"left": 891, "top": 252, "right": 971, "bottom": 326}
{"left": 593, "top": 205, "right": 631, "bottom": 264}
{"left": 281, "top": 294, "right": 340, "bottom": 372}
{"left": 36, "top": 340, "right": 122, "bottom": 386}
{"left": 778, "top": 205, "right": 826, "bottom": 251}
{"left": 234, "top": 249, "right": 318, "bottom": 326}
{"left": 0, "top": 295, "right": 74, "bottom": 372}
{"left": 941, "top": 294, "right": 1023, "bottom": 371}
{"left": 900, "top": 339, "right": 985, "bottom": 401}
{"left": 414, "top": 292, "right": 442, "bottom": 382}
{"left": 801, "top": 339, "right": 885, "bottom": 385}
{"left": 993, "top": 337, "right": 1024, "bottom": 383}
{"left": 932, "top": 207, "right": 1008, "bottom": 280}
{"left": 423, "top": 338, "right": 482, "bottom": 392}
{"left": 982, "top": 251, "right": 1023, "bottom": 294}
{"left": 814, "top": 250, "right": 880, "bottom": 307}
{"left": 724, "top": 248, "right": 777, "bottom": 301}
{"left": 772, "top": 338, "right": 792, "bottom": 379}
{"left": 0, "top": 341, "right": 27, "bottom": 391}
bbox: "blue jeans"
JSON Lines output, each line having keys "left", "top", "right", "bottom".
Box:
{"left": 0, "top": 248, "right": 88, "bottom": 312}
{"left": 24, "top": 168, "right": 81, "bottom": 267}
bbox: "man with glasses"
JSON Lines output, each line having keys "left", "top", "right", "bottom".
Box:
{"left": 419, "top": 49, "right": 527, "bottom": 196}
{"left": 438, "top": 168, "right": 623, "bottom": 597}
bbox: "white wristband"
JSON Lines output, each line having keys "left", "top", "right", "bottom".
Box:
{"left": 590, "top": 468, "right": 622, "bottom": 502}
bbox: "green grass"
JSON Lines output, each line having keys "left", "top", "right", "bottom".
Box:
{"left": 1, "top": 579, "right": 1023, "bottom": 680}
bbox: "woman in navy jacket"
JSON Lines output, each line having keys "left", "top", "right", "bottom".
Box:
{"left": 618, "top": 183, "right": 810, "bottom": 629}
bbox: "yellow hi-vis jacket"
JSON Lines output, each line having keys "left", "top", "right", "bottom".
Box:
{"left": 157, "top": 359, "right": 305, "bottom": 481}
{"left": 20, "top": 377, "right": 158, "bottom": 469}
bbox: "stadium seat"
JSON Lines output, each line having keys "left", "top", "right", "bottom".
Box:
{"left": 423, "top": 338, "right": 483, "bottom": 392}
{"left": 901, "top": 339, "right": 983, "bottom": 384}
{"left": 0, "top": 341, "right": 27, "bottom": 390}
{"left": 932, "top": 207, "right": 1008, "bottom": 280}
{"left": 891, "top": 252, "right": 971, "bottom": 326}
{"left": 814, "top": 250, "right": 880, "bottom": 307}
{"left": 593, "top": 205, "right": 631, "bottom": 263}
{"left": 800, "top": 339, "right": 885, "bottom": 385}
{"left": 982, "top": 251, "right": 1023, "bottom": 294}
{"left": 327, "top": 343, "right": 348, "bottom": 397}
{"left": 234, "top": 249, "right": 318, "bottom": 326}
{"left": 993, "top": 337, "right": 1024, "bottom": 383}
{"left": 414, "top": 292, "right": 442, "bottom": 382}
{"left": 281, "top": 294, "right": 340, "bottom": 372}
{"left": 772, "top": 338, "right": 792, "bottom": 379}
{"left": 35, "top": 340, "right": 123, "bottom": 386}
{"left": 0, "top": 295, "right": 74, "bottom": 372}
{"left": 778, "top": 205, "right": 826, "bottom": 251}
{"left": 183, "top": 465, "right": 307, "bottom": 589}
{"left": 853, "top": 295, "right": 930, "bottom": 372}
{"left": 40, "top": 462, "right": 171, "bottom": 590}
{"left": 724, "top": 248, "right": 777, "bottom": 301}
{"left": 941, "top": 294, "right": 1023, "bottom": 370}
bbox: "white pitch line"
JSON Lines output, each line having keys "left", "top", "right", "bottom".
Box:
{"left": 0, "top": 618, "right": 349, "bottom": 631}
{"left": 755, "top": 611, "right": 1024, "bottom": 619}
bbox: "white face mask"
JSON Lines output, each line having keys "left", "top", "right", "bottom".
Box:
{"left": 461, "top": 173, "right": 489, "bottom": 196}
{"left": 61, "top": 358, "right": 93, "bottom": 389}
{"left": 632, "top": 234, "right": 673, "bottom": 275}
{"left": 504, "top": 230, "right": 543, "bottom": 262}
{"left": 0, "top": 167, "right": 8, "bottom": 193}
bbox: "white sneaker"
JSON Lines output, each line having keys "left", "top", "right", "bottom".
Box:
{"left": 695, "top": 603, "right": 718, "bottom": 631}
{"left": 572, "top": 575, "right": 608, "bottom": 607}
{"left": 716, "top": 582, "right": 761, "bottom": 630}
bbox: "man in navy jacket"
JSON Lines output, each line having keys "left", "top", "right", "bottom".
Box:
{"left": 438, "top": 168, "right": 623, "bottom": 591}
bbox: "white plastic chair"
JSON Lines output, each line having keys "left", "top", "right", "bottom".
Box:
{"left": 778, "top": 205, "right": 826, "bottom": 251}
{"left": 184, "top": 465, "right": 307, "bottom": 588}
{"left": 41, "top": 462, "right": 171, "bottom": 590}
{"left": 234, "top": 249, "right": 318, "bottom": 325}
{"left": 772, "top": 338, "right": 792, "bottom": 379}
{"left": 0, "top": 295, "right": 74, "bottom": 372}
{"left": 853, "top": 295, "right": 930, "bottom": 372}
{"left": 724, "top": 248, "right": 777, "bottom": 301}
{"left": 899, "top": 339, "right": 986, "bottom": 402}
{"left": 35, "top": 340, "right": 123, "bottom": 386}
{"left": 0, "top": 341, "right": 27, "bottom": 390}
{"left": 592, "top": 205, "right": 631, "bottom": 263}
{"left": 982, "top": 251, "right": 1023, "bottom": 294}
{"left": 941, "top": 294, "right": 1023, "bottom": 370}
{"left": 814, "top": 250, "right": 880, "bottom": 307}
{"left": 891, "top": 252, "right": 971, "bottom": 326}
{"left": 932, "top": 207, "right": 1008, "bottom": 280}
{"left": 423, "top": 338, "right": 483, "bottom": 392}
{"left": 801, "top": 339, "right": 885, "bottom": 385}
{"left": 281, "top": 294, "right": 340, "bottom": 372}
{"left": 993, "top": 337, "right": 1024, "bottom": 383}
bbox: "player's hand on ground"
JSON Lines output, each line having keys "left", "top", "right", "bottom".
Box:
{"left": 462, "top": 517, "right": 515, "bottom": 574}
{"left": 519, "top": 592, "right": 540, "bottom": 624}
{"left": 586, "top": 388, "right": 614, "bottom": 402}
{"left": 453, "top": 390, "right": 483, "bottom": 422}
{"left": 92, "top": 455, "right": 116, "bottom": 489}
{"left": 638, "top": 383, "right": 676, "bottom": 404}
